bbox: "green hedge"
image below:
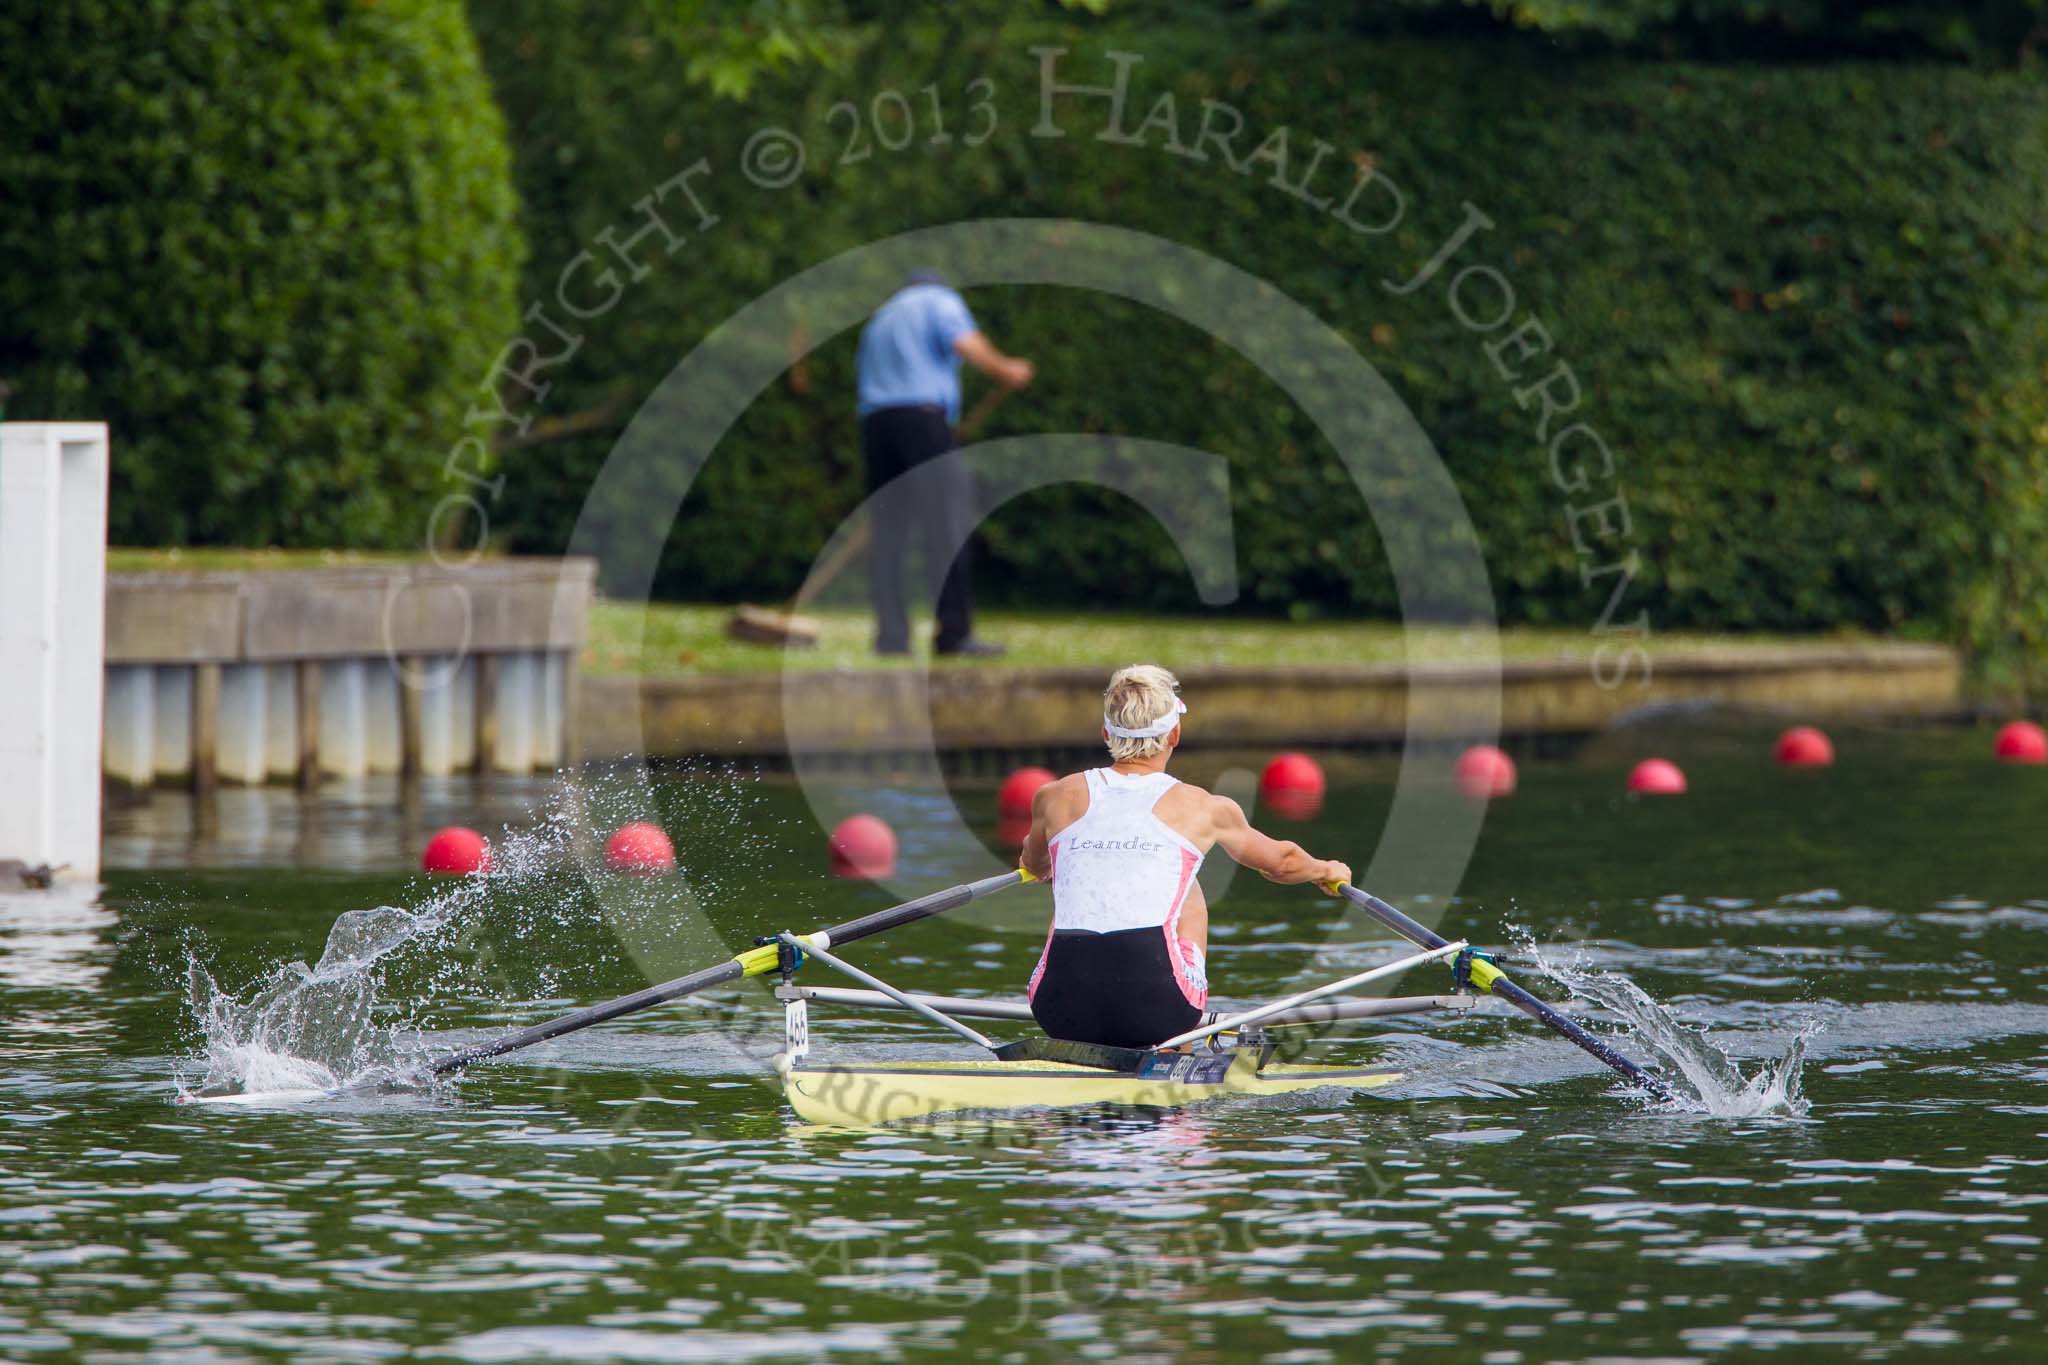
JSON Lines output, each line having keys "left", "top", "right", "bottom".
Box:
{"left": 1382, "top": 0, "right": 2048, "bottom": 62}
{"left": 0, "top": 0, "right": 524, "bottom": 545}
{"left": 475, "top": 6, "right": 2048, "bottom": 685}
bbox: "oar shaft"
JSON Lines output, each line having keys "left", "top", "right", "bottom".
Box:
{"left": 1156, "top": 940, "right": 1467, "bottom": 1049}
{"left": 1334, "top": 883, "right": 1454, "bottom": 953}
{"left": 430, "top": 960, "right": 744, "bottom": 1074}
{"left": 431, "top": 868, "right": 1034, "bottom": 1076}
{"left": 1329, "top": 881, "right": 1670, "bottom": 1100}
{"left": 820, "top": 870, "right": 1028, "bottom": 949}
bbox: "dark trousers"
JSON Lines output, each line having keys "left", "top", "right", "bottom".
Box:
{"left": 861, "top": 405, "right": 974, "bottom": 652}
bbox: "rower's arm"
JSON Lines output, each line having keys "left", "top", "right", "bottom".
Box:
{"left": 1019, "top": 783, "right": 1056, "bottom": 881}
{"left": 1208, "top": 795, "right": 1350, "bottom": 887}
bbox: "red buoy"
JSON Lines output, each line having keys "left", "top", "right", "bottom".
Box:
{"left": 604, "top": 821, "right": 676, "bottom": 875}
{"left": 1454, "top": 744, "right": 1517, "bottom": 799}
{"left": 997, "top": 812, "right": 1033, "bottom": 848}
{"left": 1260, "top": 752, "right": 1326, "bottom": 799}
{"left": 830, "top": 814, "right": 898, "bottom": 880}
{"left": 997, "top": 766, "right": 1056, "bottom": 819}
{"left": 1994, "top": 720, "right": 2048, "bottom": 764}
{"left": 1260, "top": 752, "right": 1327, "bottom": 821}
{"left": 421, "top": 826, "right": 491, "bottom": 875}
{"left": 1627, "top": 758, "right": 1688, "bottom": 795}
{"left": 1774, "top": 726, "right": 1834, "bottom": 767}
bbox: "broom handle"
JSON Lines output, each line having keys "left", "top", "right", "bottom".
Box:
{"left": 956, "top": 384, "right": 1011, "bottom": 442}
{"left": 790, "top": 386, "right": 1014, "bottom": 611}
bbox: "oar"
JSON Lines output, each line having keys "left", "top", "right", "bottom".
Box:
{"left": 1326, "top": 881, "right": 1672, "bottom": 1101}
{"left": 430, "top": 868, "right": 1035, "bottom": 1075}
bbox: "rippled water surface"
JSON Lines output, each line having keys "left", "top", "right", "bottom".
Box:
{"left": 6, "top": 726, "right": 2046, "bottom": 1359}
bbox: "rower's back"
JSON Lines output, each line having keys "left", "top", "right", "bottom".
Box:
{"left": 1025, "top": 764, "right": 1211, "bottom": 1049}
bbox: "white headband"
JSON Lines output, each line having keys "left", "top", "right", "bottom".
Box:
{"left": 1104, "top": 697, "right": 1186, "bottom": 740}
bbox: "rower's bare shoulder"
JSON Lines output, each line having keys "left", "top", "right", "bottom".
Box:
{"left": 1156, "top": 780, "right": 1227, "bottom": 826}
{"left": 1046, "top": 771, "right": 1091, "bottom": 798}
{"left": 1038, "top": 772, "right": 1091, "bottom": 819}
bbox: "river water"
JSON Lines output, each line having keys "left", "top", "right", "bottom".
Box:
{"left": 4, "top": 723, "right": 2044, "bottom": 1359}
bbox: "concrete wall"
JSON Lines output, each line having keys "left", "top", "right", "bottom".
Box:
{"left": 583, "top": 643, "right": 1963, "bottom": 760}
{"left": 104, "top": 559, "right": 593, "bottom": 788}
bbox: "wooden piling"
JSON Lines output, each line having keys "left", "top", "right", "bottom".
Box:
{"left": 191, "top": 662, "right": 220, "bottom": 795}
{"left": 474, "top": 654, "right": 499, "bottom": 775}
{"left": 295, "top": 659, "right": 321, "bottom": 791}
{"left": 398, "top": 658, "right": 423, "bottom": 777}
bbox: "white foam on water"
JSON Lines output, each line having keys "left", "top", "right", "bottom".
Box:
{"left": 175, "top": 768, "right": 770, "bottom": 1104}
{"left": 1516, "top": 933, "right": 1816, "bottom": 1118}
{"left": 181, "top": 899, "right": 461, "bottom": 1102}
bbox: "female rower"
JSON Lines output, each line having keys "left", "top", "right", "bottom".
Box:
{"left": 1018, "top": 664, "right": 1352, "bottom": 1049}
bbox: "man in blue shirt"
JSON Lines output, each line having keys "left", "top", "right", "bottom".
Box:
{"left": 856, "top": 270, "right": 1033, "bottom": 656}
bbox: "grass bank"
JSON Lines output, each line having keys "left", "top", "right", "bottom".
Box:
{"left": 107, "top": 547, "right": 441, "bottom": 573}
{"left": 584, "top": 601, "right": 1859, "bottom": 675}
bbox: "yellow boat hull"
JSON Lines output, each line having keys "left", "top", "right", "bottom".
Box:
{"left": 778, "top": 1050, "right": 1402, "bottom": 1127}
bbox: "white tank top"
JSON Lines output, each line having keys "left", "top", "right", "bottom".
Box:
{"left": 1047, "top": 768, "right": 1205, "bottom": 934}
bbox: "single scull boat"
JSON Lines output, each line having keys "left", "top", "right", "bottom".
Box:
{"left": 421, "top": 867, "right": 1671, "bottom": 1123}
{"left": 773, "top": 982, "right": 1476, "bottom": 1126}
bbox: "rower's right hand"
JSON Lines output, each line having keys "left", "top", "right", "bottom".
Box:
{"left": 1318, "top": 861, "right": 1352, "bottom": 893}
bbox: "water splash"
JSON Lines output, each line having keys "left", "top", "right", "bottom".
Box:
{"left": 175, "top": 765, "right": 779, "bottom": 1102}
{"left": 177, "top": 843, "right": 533, "bottom": 1102}
{"left": 184, "top": 904, "right": 445, "bottom": 1098}
{"left": 1518, "top": 935, "right": 1816, "bottom": 1118}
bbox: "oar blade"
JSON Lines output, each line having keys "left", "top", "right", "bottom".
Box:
{"left": 1490, "top": 977, "right": 1672, "bottom": 1100}
{"left": 1328, "top": 881, "right": 1670, "bottom": 1101}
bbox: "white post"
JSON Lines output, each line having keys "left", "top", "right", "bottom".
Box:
{"left": 493, "top": 652, "right": 536, "bottom": 774}
{"left": 262, "top": 662, "right": 298, "bottom": 780}
{"left": 362, "top": 660, "right": 400, "bottom": 774}
{"left": 418, "top": 656, "right": 458, "bottom": 776}
{"left": 0, "top": 423, "right": 110, "bottom": 883}
{"left": 150, "top": 664, "right": 192, "bottom": 782}
{"left": 217, "top": 663, "right": 268, "bottom": 785}
{"left": 319, "top": 659, "right": 368, "bottom": 779}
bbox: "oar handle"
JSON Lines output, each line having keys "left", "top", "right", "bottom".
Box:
{"left": 1324, "top": 880, "right": 1671, "bottom": 1101}
{"left": 1321, "top": 880, "right": 1453, "bottom": 953}
{"left": 430, "top": 868, "right": 1035, "bottom": 1076}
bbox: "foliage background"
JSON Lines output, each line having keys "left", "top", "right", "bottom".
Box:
{"left": 0, "top": 0, "right": 525, "bottom": 544}
{"left": 473, "top": 2, "right": 2048, "bottom": 685}
{"left": 5, "top": 0, "right": 2046, "bottom": 684}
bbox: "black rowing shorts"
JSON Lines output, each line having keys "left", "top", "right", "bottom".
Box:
{"left": 1028, "top": 926, "right": 1206, "bottom": 1050}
